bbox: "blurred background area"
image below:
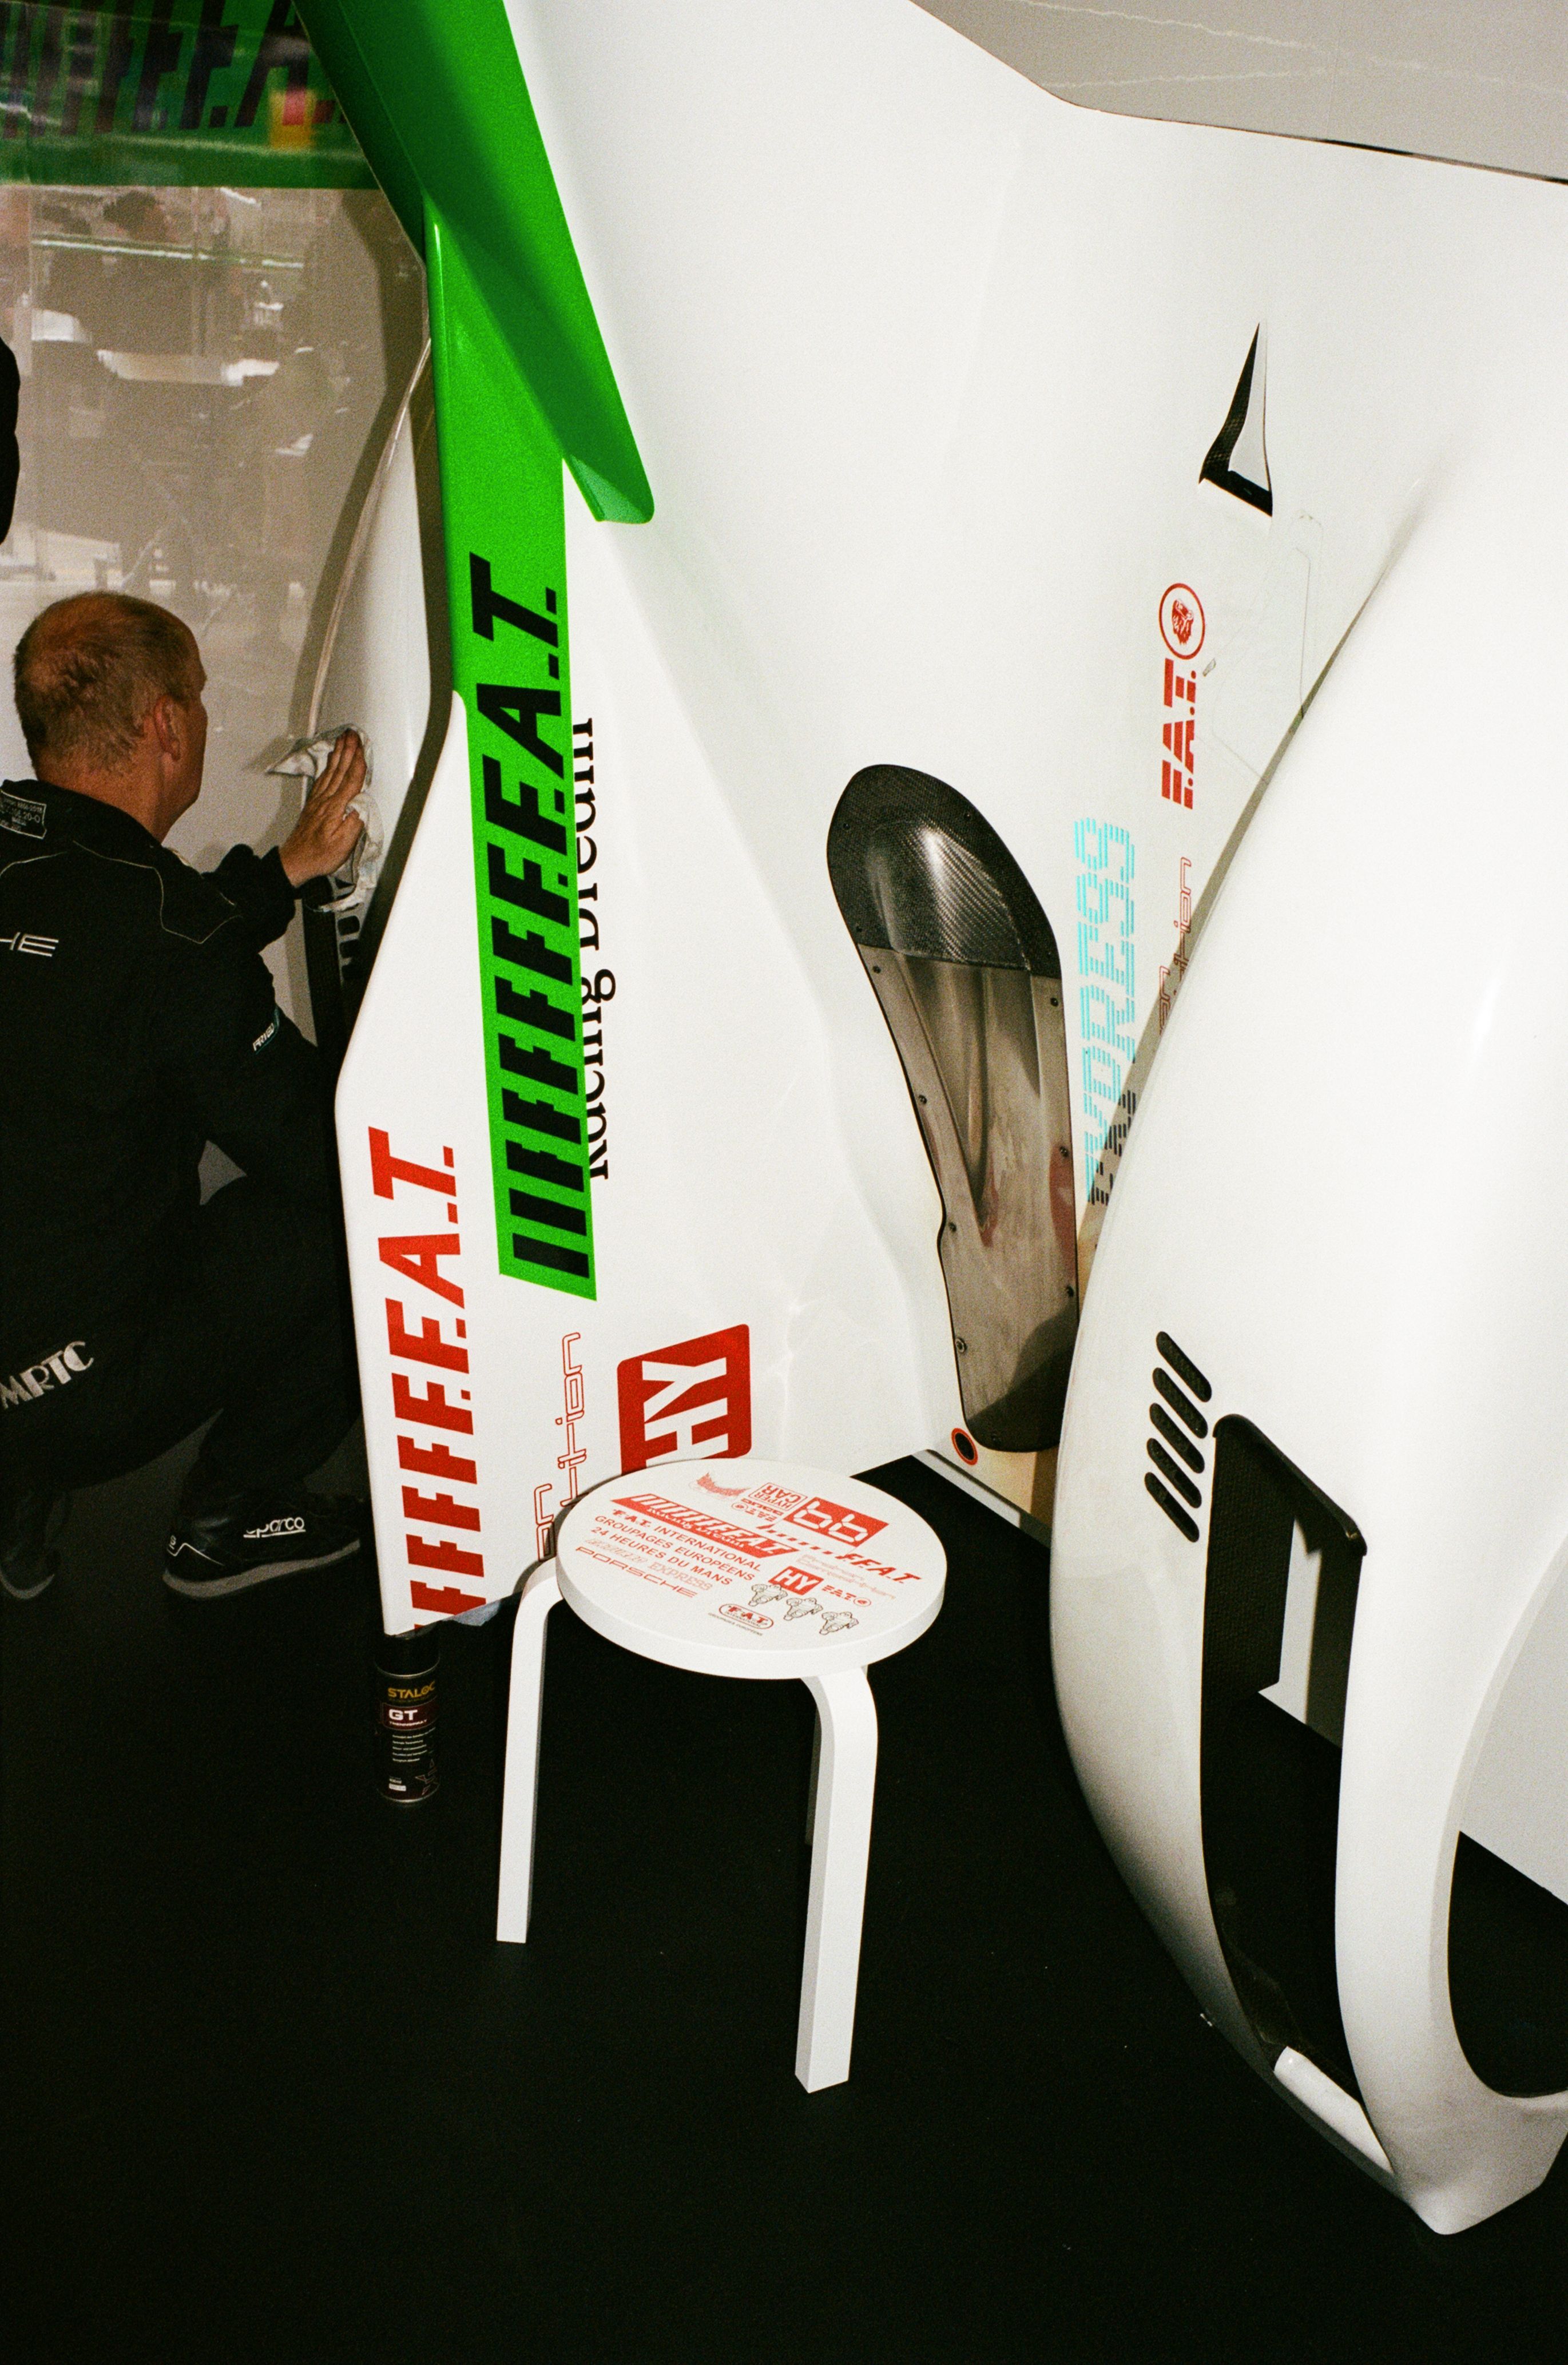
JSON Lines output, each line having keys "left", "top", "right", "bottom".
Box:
{"left": 0, "top": 176, "right": 427, "bottom": 1033}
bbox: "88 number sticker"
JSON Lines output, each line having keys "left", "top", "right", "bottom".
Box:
{"left": 785, "top": 1496, "right": 888, "bottom": 1549}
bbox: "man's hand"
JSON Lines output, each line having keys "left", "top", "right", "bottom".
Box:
{"left": 279, "top": 730, "right": 367, "bottom": 888}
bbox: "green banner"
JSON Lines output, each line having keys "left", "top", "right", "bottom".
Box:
{"left": 299, "top": 0, "right": 652, "bottom": 1300}
{"left": 0, "top": 1, "right": 373, "bottom": 188}
{"left": 427, "top": 202, "right": 597, "bottom": 1300}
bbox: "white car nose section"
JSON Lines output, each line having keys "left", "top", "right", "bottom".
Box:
{"left": 1051, "top": 455, "right": 1568, "bottom": 2229}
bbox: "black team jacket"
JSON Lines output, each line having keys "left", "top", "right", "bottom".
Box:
{"left": 0, "top": 777, "right": 335, "bottom": 1373}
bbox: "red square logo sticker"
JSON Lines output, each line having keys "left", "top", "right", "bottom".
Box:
{"left": 617, "top": 1324, "right": 751, "bottom": 1473}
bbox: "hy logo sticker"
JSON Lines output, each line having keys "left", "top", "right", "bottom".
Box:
{"left": 617, "top": 1326, "right": 751, "bottom": 1471}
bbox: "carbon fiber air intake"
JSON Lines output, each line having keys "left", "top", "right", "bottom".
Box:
{"left": 827, "top": 765, "right": 1077, "bottom": 1451}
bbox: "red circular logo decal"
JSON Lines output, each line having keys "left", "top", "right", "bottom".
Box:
{"left": 1159, "top": 584, "right": 1205, "bottom": 659}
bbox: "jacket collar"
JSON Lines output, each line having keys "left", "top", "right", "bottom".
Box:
{"left": 11, "top": 776, "right": 165, "bottom": 859}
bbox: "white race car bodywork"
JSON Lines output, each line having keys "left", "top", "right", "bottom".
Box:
{"left": 1051, "top": 430, "right": 1568, "bottom": 2228}
{"left": 330, "top": 0, "right": 1567, "bottom": 2224}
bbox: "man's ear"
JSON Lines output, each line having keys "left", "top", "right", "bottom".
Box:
{"left": 149, "top": 694, "right": 184, "bottom": 765}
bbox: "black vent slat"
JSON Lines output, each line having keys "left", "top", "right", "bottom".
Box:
{"left": 1146, "top": 1472, "right": 1200, "bottom": 1541}
{"left": 1156, "top": 1331, "right": 1212, "bottom": 1402}
{"left": 1150, "top": 1403, "right": 1204, "bottom": 1472}
{"left": 1148, "top": 1438, "right": 1201, "bottom": 1506}
{"left": 1153, "top": 1368, "right": 1209, "bottom": 1438}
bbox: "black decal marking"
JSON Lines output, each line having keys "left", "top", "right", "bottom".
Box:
{"left": 1200, "top": 327, "right": 1272, "bottom": 516}
{"left": 235, "top": 0, "right": 303, "bottom": 129}
{"left": 497, "top": 1035, "right": 578, "bottom": 1096}
{"left": 495, "top": 975, "right": 576, "bottom": 1043}
{"left": 470, "top": 554, "right": 559, "bottom": 647}
{"left": 96, "top": 6, "right": 139, "bottom": 134}
{"left": 512, "top": 1233, "right": 590, "bottom": 1279}
{"left": 183, "top": 0, "right": 238, "bottom": 128}
{"left": 482, "top": 750, "right": 566, "bottom": 848}
{"left": 7, "top": 14, "right": 37, "bottom": 136}
{"left": 478, "top": 686, "right": 564, "bottom": 780}
{"left": 61, "top": 13, "right": 98, "bottom": 137}
{"left": 509, "top": 1189, "right": 588, "bottom": 1237}
{"left": 32, "top": 5, "right": 63, "bottom": 123}
{"left": 491, "top": 916, "right": 573, "bottom": 983}
{"left": 506, "top": 1142, "right": 585, "bottom": 1195}
{"left": 133, "top": 4, "right": 184, "bottom": 132}
{"left": 487, "top": 841, "right": 568, "bottom": 926}
{"left": 502, "top": 1090, "right": 581, "bottom": 1144}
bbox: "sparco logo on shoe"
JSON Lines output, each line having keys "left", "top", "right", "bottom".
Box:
{"left": 244, "top": 1516, "right": 307, "bottom": 1539}
{"left": 0, "top": 1340, "right": 93, "bottom": 1408}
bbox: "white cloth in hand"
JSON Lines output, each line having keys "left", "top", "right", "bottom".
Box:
{"left": 268, "top": 724, "right": 380, "bottom": 915}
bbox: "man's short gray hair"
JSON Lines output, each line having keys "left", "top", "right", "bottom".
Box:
{"left": 14, "top": 592, "right": 200, "bottom": 770}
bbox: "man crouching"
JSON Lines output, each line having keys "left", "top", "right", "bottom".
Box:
{"left": 0, "top": 592, "right": 366, "bottom": 1600}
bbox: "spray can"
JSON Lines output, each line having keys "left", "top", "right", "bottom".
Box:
{"left": 374, "top": 1626, "right": 439, "bottom": 1805}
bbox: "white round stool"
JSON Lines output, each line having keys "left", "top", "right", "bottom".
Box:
{"left": 495, "top": 1458, "right": 947, "bottom": 2090}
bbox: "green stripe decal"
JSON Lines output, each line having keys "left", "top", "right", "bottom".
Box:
{"left": 299, "top": 0, "right": 652, "bottom": 1295}
{"left": 426, "top": 203, "right": 595, "bottom": 1300}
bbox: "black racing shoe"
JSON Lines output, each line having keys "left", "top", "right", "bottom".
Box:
{"left": 1, "top": 1489, "right": 65, "bottom": 1601}
{"left": 164, "top": 1491, "right": 364, "bottom": 1597}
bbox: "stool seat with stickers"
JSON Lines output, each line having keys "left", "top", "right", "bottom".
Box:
{"left": 496, "top": 1458, "right": 947, "bottom": 2090}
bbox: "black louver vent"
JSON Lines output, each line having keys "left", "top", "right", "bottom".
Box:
{"left": 1144, "top": 1331, "right": 1212, "bottom": 1541}
{"left": 1200, "top": 1419, "right": 1366, "bottom": 2090}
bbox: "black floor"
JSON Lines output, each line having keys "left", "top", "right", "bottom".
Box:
{"left": 5, "top": 1446, "right": 1565, "bottom": 2363}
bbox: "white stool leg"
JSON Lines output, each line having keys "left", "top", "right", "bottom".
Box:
{"left": 796, "top": 1666, "right": 879, "bottom": 2092}
{"left": 495, "top": 1561, "right": 561, "bottom": 1943}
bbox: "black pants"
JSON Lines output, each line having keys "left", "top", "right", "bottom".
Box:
{"left": 2, "top": 1180, "right": 359, "bottom": 1515}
